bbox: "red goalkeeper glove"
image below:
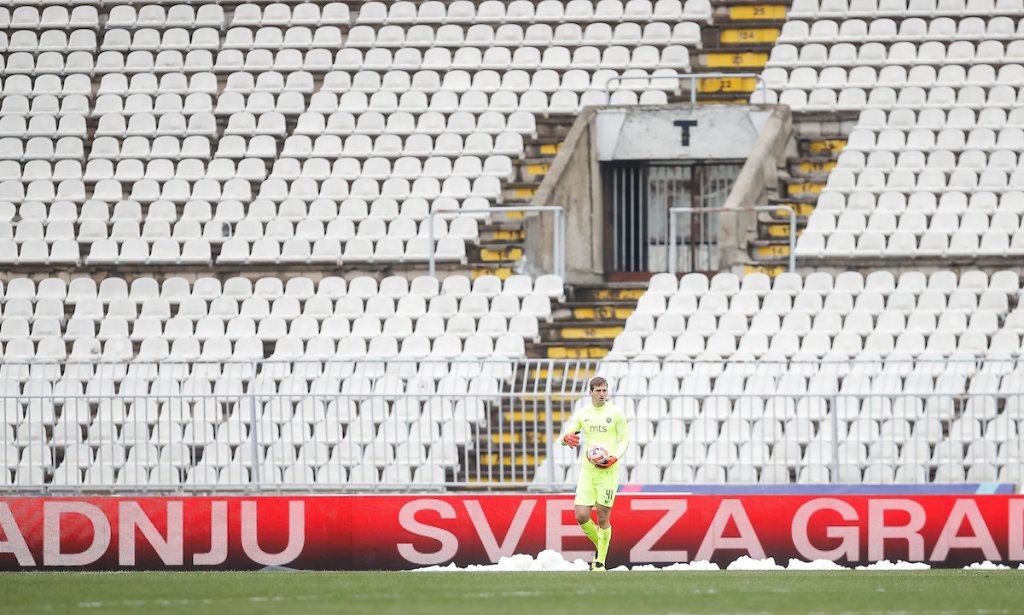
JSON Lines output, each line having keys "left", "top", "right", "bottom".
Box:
{"left": 596, "top": 456, "right": 618, "bottom": 468}
{"left": 562, "top": 432, "right": 580, "bottom": 448}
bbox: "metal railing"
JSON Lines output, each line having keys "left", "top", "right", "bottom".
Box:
{"left": 604, "top": 72, "right": 768, "bottom": 104}
{"left": 427, "top": 206, "right": 565, "bottom": 278}
{"left": 669, "top": 205, "right": 797, "bottom": 275}
{"left": 0, "top": 356, "right": 1021, "bottom": 493}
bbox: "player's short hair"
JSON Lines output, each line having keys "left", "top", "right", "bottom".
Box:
{"left": 589, "top": 376, "right": 608, "bottom": 391}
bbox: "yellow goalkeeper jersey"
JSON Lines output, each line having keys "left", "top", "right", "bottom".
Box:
{"left": 560, "top": 401, "right": 630, "bottom": 465}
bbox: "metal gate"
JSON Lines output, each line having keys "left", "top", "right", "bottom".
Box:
{"left": 605, "top": 162, "right": 742, "bottom": 275}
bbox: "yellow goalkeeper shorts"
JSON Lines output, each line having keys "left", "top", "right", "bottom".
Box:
{"left": 574, "top": 462, "right": 621, "bottom": 508}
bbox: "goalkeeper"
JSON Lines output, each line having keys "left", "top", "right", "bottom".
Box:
{"left": 559, "top": 376, "right": 630, "bottom": 571}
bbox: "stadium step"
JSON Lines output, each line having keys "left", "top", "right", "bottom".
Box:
{"left": 569, "top": 305, "right": 636, "bottom": 320}
{"left": 719, "top": 27, "right": 781, "bottom": 45}
{"left": 472, "top": 276, "right": 645, "bottom": 483}
{"left": 682, "top": 1, "right": 787, "bottom": 102}
{"left": 789, "top": 158, "right": 839, "bottom": 178}
{"left": 743, "top": 263, "right": 788, "bottom": 277}
{"left": 530, "top": 282, "right": 646, "bottom": 356}
{"left": 719, "top": 3, "right": 789, "bottom": 21}
{"left": 699, "top": 51, "right": 770, "bottom": 70}
{"left": 462, "top": 118, "right": 575, "bottom": 281}
{"left": 543, "top": 325, "right": 624, "bottom": 342}
{"left": 480, "top": 453, "right": 544, "bottom": 467}
{"left": 527, "top": 366, "right": 598, "bottom": 380}
{"left": 542, "top": 346, "right": 610, "bottom": 359}
{"left": 748, "top": 110, "right": 861, "bottom": 270}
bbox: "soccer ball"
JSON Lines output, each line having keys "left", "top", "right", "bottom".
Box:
{"left": 587, "top": 446, "right": 609, "bottom": 464}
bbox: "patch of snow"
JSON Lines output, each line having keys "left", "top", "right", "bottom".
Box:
{"left": 662, "top": 561, "right": 721, "bottom": 571}
{"left": 855, "top": 560, "right": 931, "bottom": 571}
{"left": 786, "top": 559, "right": 848, "bottom": 571}
{"left": 630, "top": 561, "right": 721, "bottom": 571}
{"left": 414, "top": 550, "right": 589, "bottom": 572}
{"left": 726, "top": 556, "right": 785, "bottom": 571}
{"left": 412, "top": 552, "right": 1014, "bottom": 572}
{"left": 964, "top": 561, "right": 1010, "bottom": 570}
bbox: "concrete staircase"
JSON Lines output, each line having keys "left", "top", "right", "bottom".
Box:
{"left": 466, "top": 0, "right": 801, "bottom": 484}
{"left": 467, "top": 116, "right": 575, "bottom": 281}
{"left": 684, "top": 0, "right": 787, "bottom": 102}
{"left": 754, "top": 115, "right": 859, "bottom": 275}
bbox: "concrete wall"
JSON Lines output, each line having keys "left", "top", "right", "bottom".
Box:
{"left": 526, "top": 107, "right": 605, "bottom": 283}
{"left": 527, "top": 104, "right": 795, "bottom": 282}
{"left": 718, "top": 105, "right": 795, "bottom": 272}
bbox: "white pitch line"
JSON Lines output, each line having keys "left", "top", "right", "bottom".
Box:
{"left": 77, "top": 595, "right": 321, "bottom": 608}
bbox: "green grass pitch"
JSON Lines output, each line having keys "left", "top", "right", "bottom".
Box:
{"left": 1, "top": 570, "right": 1021, "bottom": 615}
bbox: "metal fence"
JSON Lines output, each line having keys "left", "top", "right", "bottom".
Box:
{"left": 0, "top": 357, "right": 1021, "bottom": 493}
{"left": 605, "top": 163, "right": 743, "bottom": 274}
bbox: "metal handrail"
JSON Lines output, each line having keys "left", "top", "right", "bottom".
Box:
{"left": 7, "top": 386, "right": 1024, "bottom": 493}
{"left": 427, "top": 206, "right": 565, "bottom": 278}
{"left": 3, "top": 354, "right": 1023, "bottom": 493}
{"left": 668, "top": 205, "right": 797, "bottom": 275}
{"left": 603, "top": 71, "right": 767, "bottom": 104}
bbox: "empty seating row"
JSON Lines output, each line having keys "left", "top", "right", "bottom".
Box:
{"left": 277, "top": 133, "right": 535, "bottom": 162}
{"left": 788, "top": 0, "right": 1024, "bottom": 18}
{"left": 0, "top": 50, "right": 96, "bottom": 74}
{"left": 30, "top": 462, "right": 448, "bottom": 487}
{"left": 104, "top": 26, "right": 343, "bottom": 52}
{"left": 795, "top": 228, "right": 1024, "bottom": 257}
{"left": 0, "top": 6, "right": 99, "bottom": 30}
{"left": 43, "top": 175, "right": 505, "bottom": 206}
{"left": 0, "top": 195, "right": 494, "bottom": 226}
{"left": 815, "top": 190, "right": 1024, "bottom": 214}
{"left": 779, "top": 17, "right": 1024, "bottom": 44}
{"left": 1, "top": 315, "right": 537, "bottom": 349}
{"left": 857, "top": 107, "right": 1024, "bottom": 129}
{"left": 214, "top": 236, "right": 468, "bottom": 265}
{"left": 612, "top": 271, "right": 1021, "bottom": 361}
{"left": 0, "top": 273, "right": 564, "bottom": 304}
{"left": 0, "top": 29, "right": 98, "bottom": 53}
{"left": 836, "top": 150, "right": 1024, "bottom": 174}
{"left": 319, "top": 42, "right": 695, "bottom": 73}
{"left": 302, "top": 66, "right": 685, "bottom": 99}
{"left": 12, "top": 461, "right": 451, "bottom": 487}
{"left": 758, "top": 84, "right": 1024, "bottom": 112}
{"left": 823, "top": 168, "right": 1024, "bottom": 193}
{"left": 845, "top": 127, "right": 1024, "bottom": 153}
{"left": 229, "top": 2, "right": 350, "bottom": 28}
{"left": 40, "top": 438, "right": 460, "bottom": 470}
{"left": 97, "top": 70, "right": 302, "bottom": 96}
{"left": 350, "top": 0, "right": 708, "bottom": 26}
{"left": 615, "top": 462, "right": 1022, "bottom": 484}
{"left": 0, "top": 73, "right": 93, "bottom": 96}
{"left": 0, "top": 93, "right": 86, "bottom": 115}
{"left": 762, "top": 65, "right": 1024, "bottom": 92}
{"left": 341, "top": 21, "right": 701, "bottom": 50}
{"left": 640, "top": 270, "right": 1018, "bottom": 297}
{"left": 0, "top": 115, "right": 85, "bottom": 137}
{"left": 106, "top": 4, "right": 226, "bottom": 29}
{"left": 805, "top": 210, "right": 1024, "bottom": 234}
{"left": 768, "top": 40, "right": 1024, "bottom": 68}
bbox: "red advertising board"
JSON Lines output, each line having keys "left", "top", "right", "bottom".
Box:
{"left": 1, "top": 495, "right": 1023, "bottom": 570}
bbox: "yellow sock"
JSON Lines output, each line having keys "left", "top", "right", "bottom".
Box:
{"left": 596, "top": 525, "right": 612, "bottom": 564}
{"left": 579, "top": 519, "right": 600, "bottom": 548}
